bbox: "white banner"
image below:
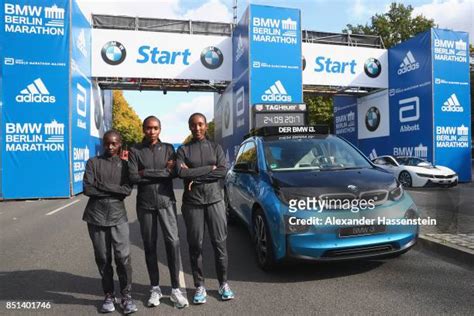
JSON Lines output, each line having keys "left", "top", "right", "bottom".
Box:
{"left": 92, "top": 29, "right": 232, "bottom": 81}
{"left": 357, "top": 90, "right": 390, "bottom": 139}
{"left": 302, "top": 43, "right": 388, "bottom": 88}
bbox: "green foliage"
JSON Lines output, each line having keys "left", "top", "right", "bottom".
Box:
{"left": 343, "top": 2, "right": 436, "bottom": 48}
{"left": 304, "top": 94, "right": 333, "bottom": 130}
{"left": 112, "top": 90, "right": 143, "bottom": 147}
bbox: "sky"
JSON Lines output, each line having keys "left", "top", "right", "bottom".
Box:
{"left": 76, "top": 0, "right": 473, "bottom": 143}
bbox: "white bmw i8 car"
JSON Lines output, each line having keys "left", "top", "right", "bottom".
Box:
{"left": 371, "top": 155, "right": 458, "bottom": 188}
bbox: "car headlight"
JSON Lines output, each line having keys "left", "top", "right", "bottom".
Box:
{"left": 283, "top": 215, "right": 311, "bottom": 234}
{"left": 388, "top": 181, "right": 404, "bottom": 201}
{"left": 415, "top": 172, "right": 432, "bottom": 178}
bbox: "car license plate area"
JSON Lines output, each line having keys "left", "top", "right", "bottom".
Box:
{"left": 338, "top": 225, "right": 386, "bottom": 238}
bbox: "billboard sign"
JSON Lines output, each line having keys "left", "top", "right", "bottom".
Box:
{"left": 388, "top": 30, "right": 433, "bottom": 162}
{"left": 333, "top": 96, "right": 358, "bottom": 145}
{"left": 92, "top": 29, "right": 232, "bottom": 81}
{"left": 432, "top": 29, "right": 471, "bottom": 181}
{"left": 249, "top": 5, "right": 302, "bottom": 105}
{"left": 303, "top": 44, "right": 388, "bottom": 88}
{"left": 1, "top": 0, "right": 70, "bottom": 198}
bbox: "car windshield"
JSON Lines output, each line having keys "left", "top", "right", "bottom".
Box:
{"left": 263, "top": 135, "right": 372, "bottom": 172}
{"left": 396, "top": 157, "right": 429, "bottom": 166}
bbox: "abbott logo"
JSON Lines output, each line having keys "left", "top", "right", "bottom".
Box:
{"left": 16, "top": 78, "right": 56, "bottom": 103}
{"left": 261, "top": 80, "right": 292, "bottom": 102}
{"left": 399, "top": 97, "right": 419, "bottom": 123}
{"left": 397, "top": 51, "right": 419, "bottom": 75}
{"left": 442, "top": 93, "right": 463, "bottom": 112}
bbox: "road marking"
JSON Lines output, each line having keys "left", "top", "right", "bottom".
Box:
{"left": 45, "top": 199, "right": 80, "bottom": 216}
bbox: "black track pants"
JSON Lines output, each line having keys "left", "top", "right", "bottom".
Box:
{"left": 181, "top": 200, "right": 228, "bottom": 287}
{"left": 137, "top": 204, "right": 181, "bottom": 289}
{"left": 87, "top": 222, "right": 132, "bottom": 296}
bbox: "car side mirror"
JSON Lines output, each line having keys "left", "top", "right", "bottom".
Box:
{"left": 234, "top": 162, "right": 257, "bottom": 174}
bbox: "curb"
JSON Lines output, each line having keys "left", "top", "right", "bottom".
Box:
{"left": 416, "top": 234, "right": 474, "bottom": 269}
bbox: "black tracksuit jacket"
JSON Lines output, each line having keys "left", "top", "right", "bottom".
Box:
{"left": 82, "top": 155, "right": 132, "bottom": 226}
{"left": 176, "top": 138, "right": 228, "bottom": 205}
{"left": 128, "top": 140, "right": 177, "bottom": 209}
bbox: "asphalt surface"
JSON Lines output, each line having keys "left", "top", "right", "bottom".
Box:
{"left": 1, "top": 181, "right": 473, "bottom": 315}
{"left": 407, "top": 181, "right": 474, "bottom": 234}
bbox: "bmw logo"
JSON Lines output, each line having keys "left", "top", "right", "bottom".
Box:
{"left": 200, "top": 46, "right": 224, "bottom": 69}
{"left": 365, "top": 107, "right": 380, "bottom": 132}
{"left": 364, "top": 58, "right": 381, "bottom": 78}
{"left": 347, "top": 185, "right": 358, "bottom": 192}
{"left": 101, "top": 41, "right": 126, "bottom": 65}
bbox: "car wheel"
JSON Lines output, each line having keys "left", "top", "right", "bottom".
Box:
{"left": 399, "top": 171, "right": 412, "bottom": 187}
{"left": 253, "top": 208, "right": 276, "bottom": 271}
{"left": 224, "top": 189, "right": 237, "bottom": 226}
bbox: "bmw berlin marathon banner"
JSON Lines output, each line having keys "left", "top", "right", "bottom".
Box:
{"left": 92, "top": 29, "right": 232, "bottom": 81}
{"left": 333, "top": 96, "right": 358, "bottom": 145}
{"left": 249, "top": 5, "right": 302, "bottom": 106}
{"left": 1, "top": 0, "right": 71, "bottom": 198}
{"left": 432, "top": 29, "right": 471, "bottom": 182}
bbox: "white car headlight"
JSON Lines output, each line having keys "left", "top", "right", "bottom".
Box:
{"left": 388, "top": 181, "right": 404, "bottom": 201}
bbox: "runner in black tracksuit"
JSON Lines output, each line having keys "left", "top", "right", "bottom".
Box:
{"left": 128, "top": 116, "right": 188, "bottom": 308}
{"left": 83, "top": 130, "right": 137, "bottom": 314}
{"left": 176, "top": 113, "right": 235, "bottom": 304}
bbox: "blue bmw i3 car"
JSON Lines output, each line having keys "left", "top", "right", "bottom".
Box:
{"left": 225, "top": 126, "right": 419, "bottom": 270}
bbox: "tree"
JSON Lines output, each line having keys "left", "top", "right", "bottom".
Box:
{"left": 343, "top": 3, "right": 436, "bottom": 48}
{"left": 304, "top": 94, "right": 333, "bottom": 130}
{"left": 112, "top": 90, "right": 143, "bottom": 147}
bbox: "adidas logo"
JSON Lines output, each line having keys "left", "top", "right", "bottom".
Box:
{"left": 369, "top": 149, "right": 378, "bottom": 161}
{"left": 441, "top": 93, "right": 463, "bottom": 112}
{"left": 16, "top": 78, "right": 56, "bottom": 103}
{"left": 397, "top": 51, "right": 419, "bottom": 75}
{"left": 261, "top": 80, "right": 292, "bottom": 102}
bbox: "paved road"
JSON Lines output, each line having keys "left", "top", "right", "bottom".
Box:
{"left": 407, "top": 182, "right": 474, "bottom": 234}
{"left": 1, "top": 182, "right": 473, "bottom": 315}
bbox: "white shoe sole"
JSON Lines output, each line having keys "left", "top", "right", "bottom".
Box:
{"left": 193, "top": 298, "right": 207, "bottom": 304}
{"left": 170, "top": 296, "right": 189, "bottom": 309}
{"left": 147, "top": 300, "right": 160, "bottom": 307}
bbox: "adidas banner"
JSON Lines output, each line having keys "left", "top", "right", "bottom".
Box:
{"left": 388, "top": 30, "right": 434, "bottom": 162}
{"left": 1, "top": 0, "right": 71, "bottom": 198}
{"left": 249, "top": 5, "right": 302, "bottom": 105}
{"left": 432, "top": 29, "right": 471, "bottom": 182}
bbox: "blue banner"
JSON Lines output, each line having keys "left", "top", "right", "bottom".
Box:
{"left": 432, "top": 29, "right": 471, "bottom": 181}
{"left": 1, "top": 0, "right": 70, "bottom": 198}
{"left": 217, "top": 7, "right": 251, "bottom": 162}
{"left": 71, "top": 0, "right": 94, "bottom": 195}
{"left": 249, "top": 5, "right": 302, "bottom": 106}
{"left": 388, "top": 30, "right": 433, "bottom": 162}
{"left": 333, "top": 95, "right": 357, "bottom": 146}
